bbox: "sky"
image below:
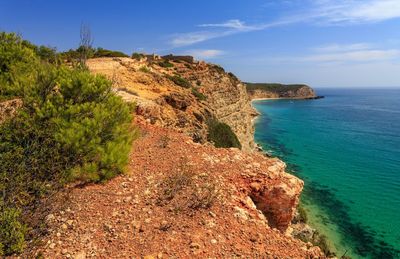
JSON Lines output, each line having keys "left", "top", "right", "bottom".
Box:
{"left": 1, "top": 0, "right": 400, "bottom": 87}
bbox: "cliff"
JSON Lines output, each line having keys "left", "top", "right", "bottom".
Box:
{"left": 246, "top": 83, "right": 320, "bottom": 100}
{"left": 86, "top": 57, "right": 257, "bottom": 151}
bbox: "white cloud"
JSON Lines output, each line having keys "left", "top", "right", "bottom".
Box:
{"left": 313, "top": 43, "right": 372, "bottom": 53}
{"left": 184, "top": 49, "right": 225, "bottom": 59}
{"left": 169, "top": 1, "right": 400, "bottom": 47}
{"left": 170, "top": 30, "right": 234, "bottom": 47}
{"left": 303, "top": 49, "right": 400, "bottom": 63}
{"left": 199, "top": 19, "right": 255, "bottom": 31}
{"left": 170, "top": 18, "right": 298, "bottom": 47}
{"left": 314, "top": 0, "right": 400, "bottom": 24}
{"left": 274, "top": 43, "right": 400, "bottom": 64}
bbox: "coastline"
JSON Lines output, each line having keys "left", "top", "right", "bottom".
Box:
{"left": 251, "top": 96, "right": 324, "bottom": 102}
{"left": 251, "top": 99, "right": 337, "bottom": 257}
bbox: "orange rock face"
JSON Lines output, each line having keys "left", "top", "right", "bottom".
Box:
{"left": 86, "top": 57, "right": 256, "bottom": 151}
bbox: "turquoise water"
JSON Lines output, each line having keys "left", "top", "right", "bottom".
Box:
{"left": 253, "top": 88, "right": 400, "bottom": 259}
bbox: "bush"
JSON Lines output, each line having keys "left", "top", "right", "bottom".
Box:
{"left": 0, "top": 208, "right": 27, "bottom": 255}
{"left": 191, "top": 87, "right": 206, "bottom": 101}
{"left": 156, "top": 159, "right": 218, "bottom": 211}
{"left": 93, "top": 47, "right": 129, "bottom": 58}
{"left": 207, "top": 118, "right": 241, "bottom": 149}
{"left": 0, "top": 32, "right": 135, "bottom": 255}
{"left": 139, "top": 66, "right": 151, "bottom": 73}
{"left": 167, "top": 75, "right": 191, "bottom": 88}
{"left": 0, "top": 32, "right": 39, "bottom": 99}
{"left": 131, "top": 52, "right": 145, "bottom": 60}
{"left": 158, "top": 60, "right": 174, "bottom": 68}
{"left": 297, "top": 205, "right": 308, "bottom": 223}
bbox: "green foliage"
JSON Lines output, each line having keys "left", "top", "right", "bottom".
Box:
{"left": 158, "top": 60, "right": 174, "bottom": 68}
{"left": 167, "top": 75, "right": 191, "bottom": 88}
{"left": 245, "top": 82, "right": 308, "bottom": 94}
{"left": 35, "top": 46, "right": 60, "bottom": 64}
{"left": 93, "top": 47, "right": 129, "bottom": 58}
{"left": 139, "top": 66, "right": 151, "bottom": 73}
{"left": 0, "top": 32, "right": 39, "bottom": 98}
{"left": 131, "top": 52, "right": 145, "bottom": 60}
{"left": 227, "top": 72, "right": 238, "bottom": 81}
{"left": 312, "top": 232, "right": 335, "bottom": 257}
{"left": 191, "top": 87, "right": 206, "bottom": 101}
{"left": 59, "top": 48, "right": 81, "bottom": 63}
{"left": 212, "top": 64, "right": 225, "bottom": 73}
{"left": 0, "top": 208, "right": 27, "bottom": 255}
{"left": 60, "top": 47, "right": 128, "bottom": 63}
{"left": 0, "top": 32, "right": 135, "bottom": 255}
{"left": 207, "top": 118, "right": 241, "bottom": 149}
{"left": 297, "top": 205, "right": 308, "bottom": 223}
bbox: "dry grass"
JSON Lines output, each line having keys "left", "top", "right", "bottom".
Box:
{"left": 156, "top": 158, "right": 218, "bottom": 211}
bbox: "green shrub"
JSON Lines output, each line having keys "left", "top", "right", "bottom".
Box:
{"left": 0, "top": 32, "right": 39, "bottom": 99}
{"left": 158, "top": 60, "right": 174, "bottom": 68}
{"left": 167, "top": 75, "right": 191, "bottom": 88}
{"left": 60, "top": 47, "right": 128, "bottom": 63}
{"left": 93, "top": 47, "right": 128, "bottom": 58}
{"left": 139, "top": 66, "right": 151, "bottom": 73}
{"left": 207, "top": 118, "right": 241, "bottom": 149}
{"left": 297, "top": 205, "right": 308, "bottom": 223}
{"left": 35, "top": 45, "right": 60, "bottom": 64}
{"left": 131, "top": 52, "right": 145, "bottom": 60}
{"left": 312, "top": 232, "right": 335, "bottom": 257}
{"left": 59, "top": 48, "right": 81, "bottom": 63}
{"left": 0, "top": 208, "right": 27, "bottom": 255}
{"left": 0, "top": 32, "right": 135, "bottom": 255}
{"left": 191, "top": 87, "right": 206, "bottom": 101}
{"left": 213, "top": 64, "right": 225, "bottom": 73}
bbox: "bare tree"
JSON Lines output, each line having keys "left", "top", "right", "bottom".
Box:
{"left": 79, "top": 23, "right": 93, "bottom": 67}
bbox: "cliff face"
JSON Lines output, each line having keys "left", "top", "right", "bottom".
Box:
{"left": 246, "top": 83, "right": 317, "bottom": 100}
{"left": 87, "top": 58, "right": 256, "bottom": 151}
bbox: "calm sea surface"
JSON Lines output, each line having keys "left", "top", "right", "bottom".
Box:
{"left": 253, "top": 88, "right": 400, "bottom": 258}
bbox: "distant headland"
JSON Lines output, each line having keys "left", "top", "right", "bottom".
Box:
{"left": 246, "top": 83, "right": 324, "bottom": 100}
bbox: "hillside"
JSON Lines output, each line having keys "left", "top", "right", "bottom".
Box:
{"left": 22, "top": 118, "right": 323, "bottom": 258}
{"left": 246, "top": 83, "right": 321, "bottom": 100}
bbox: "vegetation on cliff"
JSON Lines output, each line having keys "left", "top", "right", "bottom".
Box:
{"left": 207, "top": 118, "right": 242, "bottom": 149}
{"left": 0, "top": 32, "right": 135, "bottom": 255}
{"left": 246, "top": 83, "right": 308, "bottom": 94}
{"left": 246, "top": 82, "right": 319, "bottom": 99}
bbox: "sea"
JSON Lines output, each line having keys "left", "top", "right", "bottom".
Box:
{"left": 252, "top": 88, "right": 400, "bottom": 259}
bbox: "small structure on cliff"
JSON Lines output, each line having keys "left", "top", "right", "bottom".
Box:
{"left": 145, "top": 54, "right": 162, "bottom": 62}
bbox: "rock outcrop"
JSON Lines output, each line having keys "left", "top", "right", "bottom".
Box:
{"left": 246, "top": 83, "right": 319, "bottom": 100}
{"left": 87, "top": 57, "right": 256, "bottom": 151}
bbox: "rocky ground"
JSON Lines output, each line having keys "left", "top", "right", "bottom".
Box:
{"left": 22, "top": 118, "right": 324, "bottom": 258}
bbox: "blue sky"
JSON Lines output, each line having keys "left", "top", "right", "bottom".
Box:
{"left": 1, "top": 0, "right": 400, "bottom": 87}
